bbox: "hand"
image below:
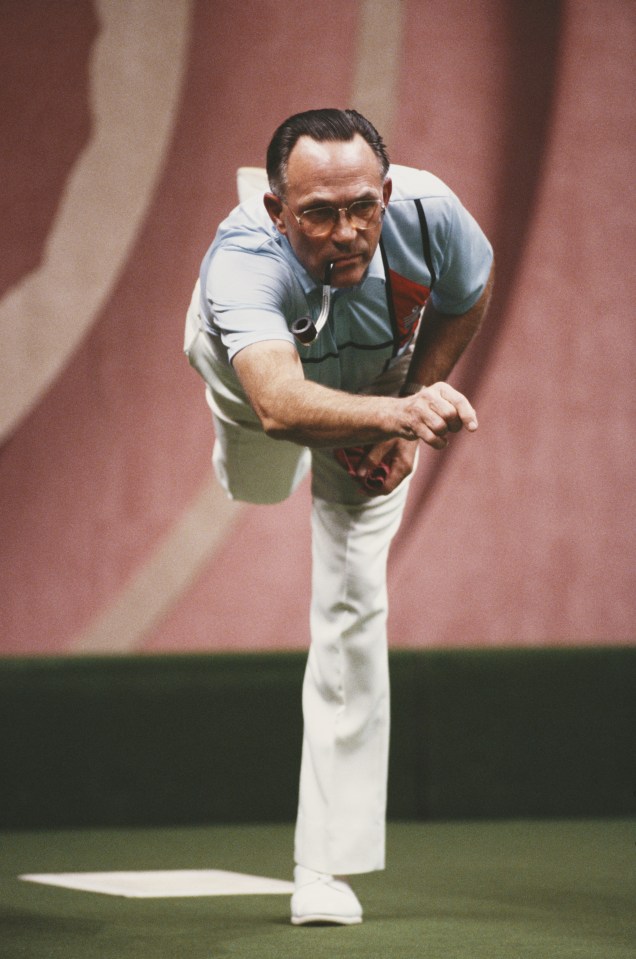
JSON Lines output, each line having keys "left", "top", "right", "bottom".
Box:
{"left": 402, "top": 382, "right": 478, "bottom": 449}
{"left": 354, "top": 438, "right": 418, "bottom": 497}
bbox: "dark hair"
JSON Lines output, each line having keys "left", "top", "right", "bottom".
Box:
{"left": 266, "top": 108, "right": 390, "bottom": 198}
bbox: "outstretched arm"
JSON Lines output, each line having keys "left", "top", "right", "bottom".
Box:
{"left": 232, "top": 260, "right": 493, "bottom": 487}
{"left": 232, "top": 341, "right": 477, "bottom": 450}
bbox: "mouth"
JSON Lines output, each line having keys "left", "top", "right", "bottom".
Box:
{"left": 331, "top": 254, "right": 362, "bottom": 269}
{"left": 327, "top": 254, "right": 366, "bottom": 288}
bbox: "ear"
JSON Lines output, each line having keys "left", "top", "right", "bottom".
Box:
{"left": 382, "top": 176, "right": 393, "bottom": 206}
{"left": 264, "top": 193, "right": 287, "bottom": 235}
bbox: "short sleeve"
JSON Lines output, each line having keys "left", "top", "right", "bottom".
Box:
{"left": 203, "top": 247, "right": 297, "bottom": 361}
{"left": 428, "top": 195, "right": 493, "bottom": 315}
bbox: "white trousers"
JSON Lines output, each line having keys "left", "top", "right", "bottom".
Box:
{"left": 184, "top": 284, "right": 413, "bottom": 874}
{"left": 296, "top": 468, "right": 410, "bottom": 874}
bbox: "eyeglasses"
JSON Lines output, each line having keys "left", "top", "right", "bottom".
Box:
{"left": 284, "top": 198, "right": 385, "bottom": 237}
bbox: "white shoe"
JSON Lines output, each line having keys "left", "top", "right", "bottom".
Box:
{"left": 290, "top": 865, "right": 363, "bottom": 926}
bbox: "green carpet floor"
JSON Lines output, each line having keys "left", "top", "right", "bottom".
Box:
{"left": 1, "top": 819, "right": 634, "bottom": 958}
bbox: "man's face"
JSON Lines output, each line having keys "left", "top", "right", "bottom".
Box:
{"left": 265, "top": 134, "right": 392, "bottom": 288}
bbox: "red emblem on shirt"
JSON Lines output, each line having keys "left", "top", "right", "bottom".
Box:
{"left": 387, "top": 269, "right": 430, "bottom": 348}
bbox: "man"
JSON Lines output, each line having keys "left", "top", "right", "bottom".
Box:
{"left": 185, "top": 108, "right": 493, "bottom": 925}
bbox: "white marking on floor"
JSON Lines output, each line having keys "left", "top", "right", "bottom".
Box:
{"left": 19, "top": 869, "right": 294, "bottom": 898}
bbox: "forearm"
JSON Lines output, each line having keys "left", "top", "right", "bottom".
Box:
{"left": 245, "top": 373, "right": 407, "bottom": 448}
{"left": 233, "top": 334, "right": 480, "bottom": 451}
{"left": 402, "top": 262, "right": 494, "bottom": 394}
{"left": 233, "top": 343, "right": 446, "bottom": 448}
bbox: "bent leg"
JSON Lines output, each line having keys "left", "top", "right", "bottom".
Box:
{"left": 210, "top": 400, "right": 310, "bottom": 504}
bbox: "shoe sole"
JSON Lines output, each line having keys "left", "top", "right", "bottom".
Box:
{"left": 291, "top": 914, "right": 363, "bottom": 926}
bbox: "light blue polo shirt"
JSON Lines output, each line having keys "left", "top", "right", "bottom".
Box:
{"left": 199, "top": 165, "right": 492, "bottom": 395}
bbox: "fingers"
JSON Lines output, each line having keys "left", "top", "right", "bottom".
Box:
{"left": 354, "top": 443, "right": 392, "bottom": 495}
{"left": 356, "top": 439, "right": 417, "bottom": 496}
{"left": 406, "top": 382, "right": 478, "bottom": 448}
{"left": 356, "top": 440, "right": 393, "bottom": 475}
{"left": 437, "top": 383, "right": 478, "bottom": 432}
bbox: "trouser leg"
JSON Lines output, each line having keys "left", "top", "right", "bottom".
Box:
{"left": 294, "top": 455, "right": 412, "bottom": 875}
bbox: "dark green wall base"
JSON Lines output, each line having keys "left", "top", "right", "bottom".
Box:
{"left": 0, "top": 647, "right": 633, "bottom": 830}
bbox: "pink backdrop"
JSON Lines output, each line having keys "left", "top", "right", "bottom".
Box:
{"left": 1, "top": 0, "right": 634, "bottom": 656}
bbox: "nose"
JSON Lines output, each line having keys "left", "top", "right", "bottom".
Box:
{"left": 331, "top": 208, "right": 357, "bottom": 242}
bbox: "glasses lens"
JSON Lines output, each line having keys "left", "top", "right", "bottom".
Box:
{"left": 299, "top": 208, "right": 336, "bottom": 237}
{"left": 348, "top": 200, "right": 382, "bottom": 229}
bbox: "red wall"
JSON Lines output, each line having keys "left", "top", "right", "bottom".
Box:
{"left": 0, "top": 0, "right": 634, "bottom": 655}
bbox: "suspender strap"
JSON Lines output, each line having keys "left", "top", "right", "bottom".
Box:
{"left": 414, "top": 198, "right": 436, "bottom": 288}
{"left": 380, "top": 199, "right": 436, "bottom": 358}
{"left": 379, "top": 237, "right": 399, "bottom": 358}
